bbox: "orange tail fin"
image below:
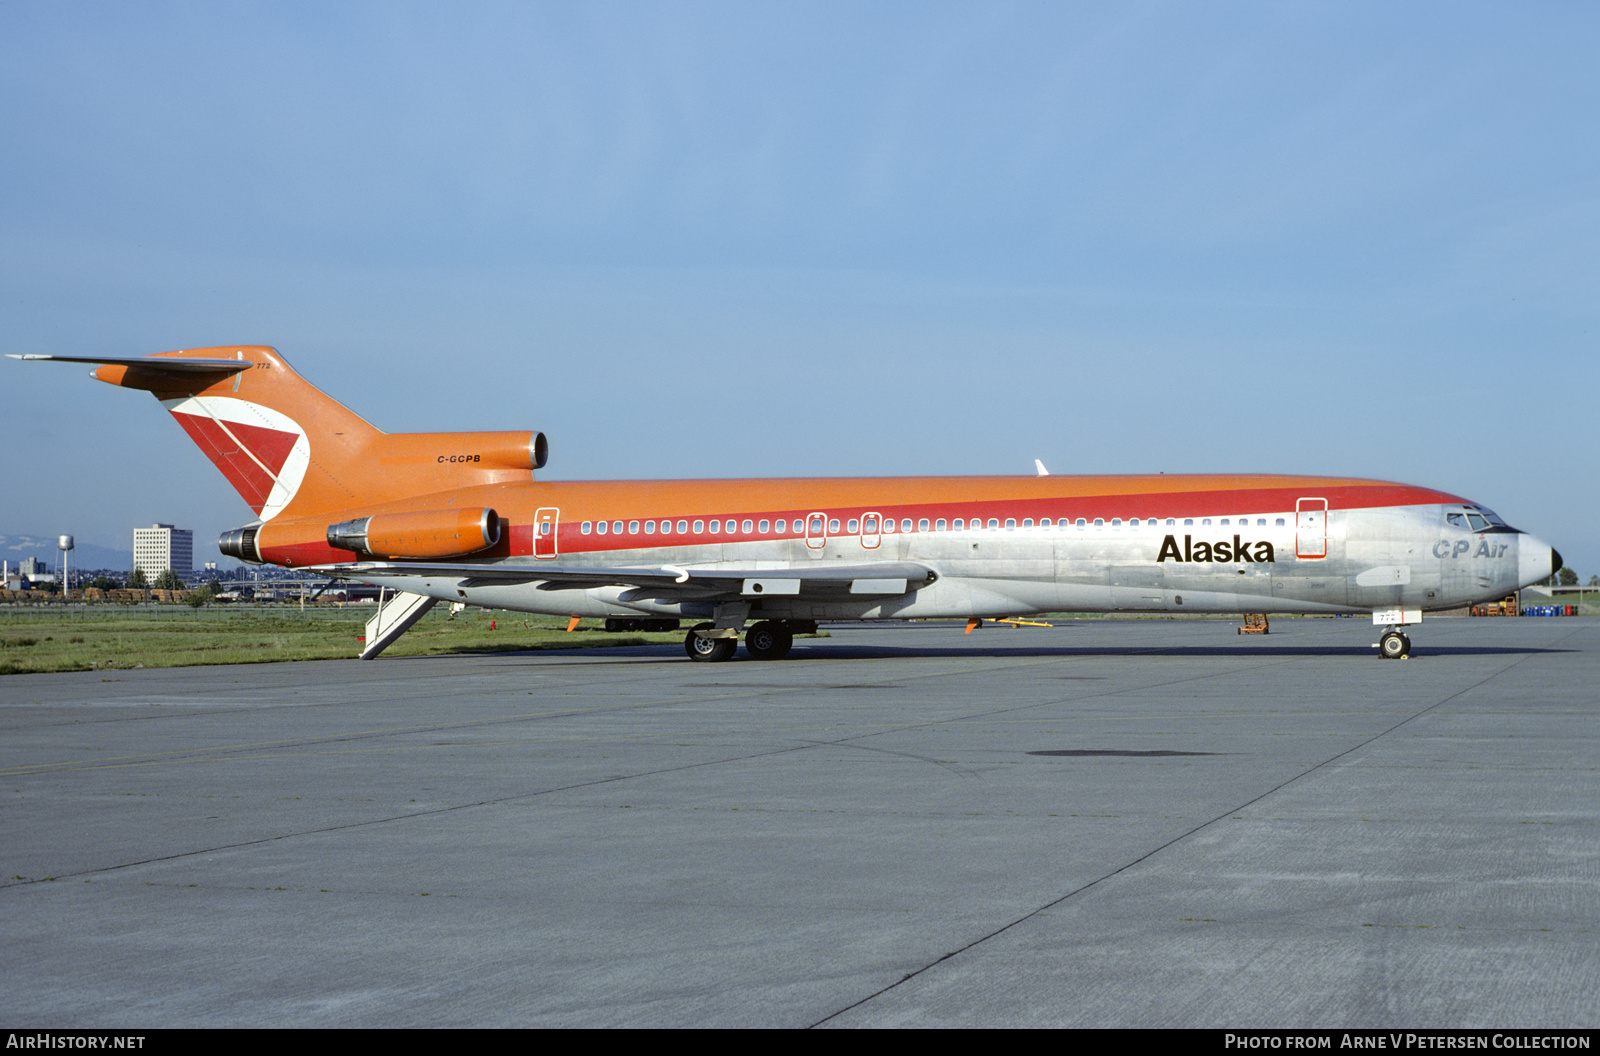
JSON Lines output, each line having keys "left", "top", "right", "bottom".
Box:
{"left": 47, "top": 346, "right": 544, "bottom": 522}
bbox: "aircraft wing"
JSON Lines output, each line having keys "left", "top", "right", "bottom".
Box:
{"left": 308, "top": 560, "right": 937, "bottom": 599}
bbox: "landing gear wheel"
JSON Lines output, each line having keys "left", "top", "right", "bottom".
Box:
{"left": 1379, "top": 631, "right": 1409, "bottom": 660}
{"left": 744, "top": 621, "right": 793, "bottom": 660}
{"left": 686, "top": 623, "right": 736, "bottom": 662}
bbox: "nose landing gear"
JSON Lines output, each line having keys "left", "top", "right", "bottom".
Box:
{"left": 1378, "top": 630, "right": 1411, "bottom": 660}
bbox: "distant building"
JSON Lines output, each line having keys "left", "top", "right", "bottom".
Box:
{"left": 15, "top": 557, "right": 57, "bottom": 586}
{"left": 133, "top": 524, "right": 193, "bottom": 581}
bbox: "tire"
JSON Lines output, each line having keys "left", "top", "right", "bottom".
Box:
{"left": 744, "top": 621, "right": 793, "bottom": 660}
{"left": 686, "top": 624, "right": 736, "bottom": 662}
{"left": 1379, "top": 631, "right": 1406, "bottom": 660}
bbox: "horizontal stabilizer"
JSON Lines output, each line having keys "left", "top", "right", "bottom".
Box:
{"left": 9, "top": 353, "right": 249, "bottom": 374}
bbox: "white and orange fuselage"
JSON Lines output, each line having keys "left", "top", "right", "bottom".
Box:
{"left": 15, "top": 345, "right": 1559, "bottom": 659}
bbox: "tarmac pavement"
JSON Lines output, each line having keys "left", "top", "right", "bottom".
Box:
{"left": 1, "top": 615, "right": 1595, "bottom": 1027}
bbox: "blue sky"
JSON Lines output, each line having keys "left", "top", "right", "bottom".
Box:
{"left": 3, "top": 1, "right": 1596, "bottom": 575}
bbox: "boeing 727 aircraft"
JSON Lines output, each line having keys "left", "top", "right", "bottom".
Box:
{"left": 14, "top": 346, "right": 1561, "bottom": 662}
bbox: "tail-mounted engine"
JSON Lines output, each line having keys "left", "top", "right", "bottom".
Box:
{"left": 218, "top": 526, "right": 262, "bottom": 564}
{"left": 325, "top": 507, "right": 501, "bottom": 560}
{"left": 220, "top": 505, "right": 504, "bottom": 566}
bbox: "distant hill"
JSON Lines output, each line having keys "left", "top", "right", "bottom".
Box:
{"left": 0, "top": 533, "right": 134, "bottom": 572}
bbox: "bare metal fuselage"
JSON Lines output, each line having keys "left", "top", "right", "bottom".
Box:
{"left": 348, "top": 497, "right": 1550, "bottom": 624}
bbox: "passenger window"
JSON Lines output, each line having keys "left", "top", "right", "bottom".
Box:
{"left": 1220, "top": 519, "right": 1230, "bottom": 526}
{"left": 693, "top": 520, "right": 704, "bottom": 533}
{"left": 629, "top": 521, "right": 639, "bottom": 534}
{"left": 1022, "top": 518, "right": 1033, "bottom": 529}
{"left": 581, "top": 522, "right": 592, "bottom": 534}
{"left": 919, "top": 519, "right": 930, "bottom": 532}
{"left": 1112, "top": 518, "right": 1122, "bottom": 527}
{"left": 953, "top": 519, "right": 964, "bottom": 531}
{"left": 775, "top": 519, "right": 786, "bottom": 533}
{"left": 645, "top": 521, "right": 656, "bottom": 534}
{"left": 1184, "top": 519, "right": 1194, "bottom": 526}
{"left": 596, "top": 521, "right": 607, "bottom": 535}
{"left": 1093, "top": 518, "right": 1104, "bottom": 527}
{"left": 987, "top": 518, "right": 999, "bottom": 530}
{"left": 828, "top": 519, "right": 840, "bottom": 532}
{"left": 1076, "top": 518, "right": 1086, "bottom": 528}
{"left": 758, "top": 520, "right": 769, "bottom": 533}
{"left": 742, "top": 519, "right": 754, "bottom": 533}
{"left": 612, "top": 521, "right": 623, "bottom": 534}
{"left": 902, "top": 519, "right": 912, "bottom": 532}
{"left": 848, "top": 518, "right": 860, "bottom": 533}
{"left": 1005, "top": 518, "right": 1017, "bottom": 530}
{"left": 936, "top": 519, "right": 947, "bottom": 531}
{"left": 1275, "top": 518, "right": 1285, "bottom": 527}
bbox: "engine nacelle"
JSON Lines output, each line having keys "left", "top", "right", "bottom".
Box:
{"left": 327, "top": 507, "right": 501, "bottom": 560}
{"left": 369, "top": 431, "right": 547, "bottom": 473}
{"left": 218, "top": 526, "right": 263, "bottom": 564}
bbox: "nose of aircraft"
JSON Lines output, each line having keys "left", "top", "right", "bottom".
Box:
{"left": 1517, "top": 535, "right": 1560, "bottom": 588}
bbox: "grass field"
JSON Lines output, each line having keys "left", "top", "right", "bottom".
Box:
{"left": 0, "top": 605, "right": 683, "bottom": 675}
{"left": 2, "top": 598, "right": 1592, "bottom": 676}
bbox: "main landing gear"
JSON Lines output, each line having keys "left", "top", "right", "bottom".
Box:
{"left": 685, "top": 624, "right": 737, "bottom": 662}
{"left": 684, "top": 620, "right": 808, "bottom": 662}
{"left": 1377, "top": 629, "right": 1411, "bottom": 660}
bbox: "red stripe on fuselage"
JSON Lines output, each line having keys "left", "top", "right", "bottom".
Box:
{"left": 479, "top": 478, "right": 1465, "bottom": 558}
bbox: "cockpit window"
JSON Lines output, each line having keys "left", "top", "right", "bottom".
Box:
{"left": 1466, "top": 513, "right": 1490, "bottom": 532}
{"left": 1472, "top": 506, "right": 1508, "bottom": 526}
{"left": 1447, "top": 513, "right": 1466, "bottom": 528}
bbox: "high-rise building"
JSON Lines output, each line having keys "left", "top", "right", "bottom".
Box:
{"left": 133, "top": 524, "right": 193, "bottom": 582}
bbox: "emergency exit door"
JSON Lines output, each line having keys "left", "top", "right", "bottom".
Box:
{"left": 535, "top": 507, "right": 560, "bottom": 558}
{"left": 1296, "top": 498, "right": 1327, "bottom": 559}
